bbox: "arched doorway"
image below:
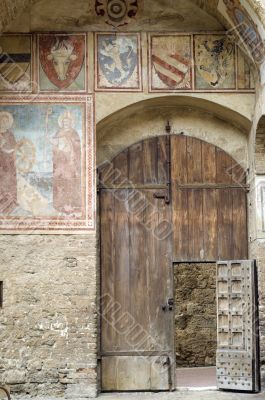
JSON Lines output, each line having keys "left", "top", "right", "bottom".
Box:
{"left": 98, "top": 134, "right": 258, "bottom": 392}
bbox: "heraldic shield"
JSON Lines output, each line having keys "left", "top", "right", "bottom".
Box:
{"left": 0, "top": 35, "right": 31, "bottom": 86}
{"left": 39, "top": 35, "right": 85, "bottom": 90}
{"left": 98, "top": 35, "right": 138, "bottom": 86}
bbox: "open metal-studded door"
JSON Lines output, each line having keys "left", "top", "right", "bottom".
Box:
{"left": 216, "top": 260, "right": 260, "bottom": 392}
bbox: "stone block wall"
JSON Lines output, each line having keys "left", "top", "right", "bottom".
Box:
{"left": 174, "top": 263, "right": 217, "bottom": 368}
{"left": 0, "top": 234, "right": 97, "bottom": 398}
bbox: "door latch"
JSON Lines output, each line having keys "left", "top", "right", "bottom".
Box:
{"left": 162, "top": 298, "right": 174, "bottom": 312}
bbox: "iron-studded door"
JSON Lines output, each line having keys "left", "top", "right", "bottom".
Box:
{"left": 99, "top": 136, "right": 175, "bottom": 391}
{"left": 216, "top": 260, "right": 260, "bottom": 392}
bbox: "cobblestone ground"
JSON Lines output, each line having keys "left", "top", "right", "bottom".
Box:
{"left": 99, "top": 391, "right": 265, "bottom": 400}
{"left": 11, "top": 391, "right": 265, "bottom": 400}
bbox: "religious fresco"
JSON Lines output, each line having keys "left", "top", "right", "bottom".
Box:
{"left": 95, "top": 0, "right": 139, "bottom": 28}
{"left": 0, "top": 96, "right": 95, "bottom": 233}
{"left": 38, "top": 34, "right": 86, "bottom": 92}
{"left": 149, "top": 35, "right": 192, "bottom": 92}
{"left": 95, "top": 33, "right": 142, "bottom": 91}
{"left": 0, "top": 34, "right": 32, "bottom": 92}
{"left": 194, "top": 35, "right": 236, "bottom": 90}
{"left": 219, "top": 0, "right": 265, "bottom": 65}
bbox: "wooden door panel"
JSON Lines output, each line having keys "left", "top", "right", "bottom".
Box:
{"left": 100, "top": 186, "right": 174, "bottom": 391}
{"left": 102, "top": 355, "right": 170, "bottom": 391}
{"left": 100, "top": 134, "right": 249, "bottom": 392}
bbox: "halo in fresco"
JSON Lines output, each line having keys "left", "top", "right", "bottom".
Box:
{"left": 0, "top": 96, "right": 95, "bottom": 233}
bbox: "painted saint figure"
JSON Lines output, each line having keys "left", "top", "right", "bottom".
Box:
{"left": 52, "top": 110, "right": 82, "bottom": 214}
{"left": 0, "top": 111, "right": 17, "bottom": 214}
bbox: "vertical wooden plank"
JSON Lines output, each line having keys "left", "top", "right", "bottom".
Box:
{"left": 186, "top": 137, "right": 202, "bottom": 183}
{"left": 114, "top": 148, "right": 129, "bottom": 185}
{"left": 100, "top": 190, "right": 114, "bottom": 352}
{"left": 203, "top": 189, "right": 218, "bottom": 260}
{"left": 129, "top": 142, "right": 144, "bottom": 184}
{"left": 202, "top": 141, "right": 216, "bottom": 183}
{"left": 232, "top": 188, "right": 248, "bottom": 259}
{"left": 113, "top": 189, "right": 131, "bottom": 350}
{"left": 171, "top": 135, "right": 187, "bottom": 184}
{"left": 129, "top": 189, "right": 149, "bottom": 348}
{"left": 99, "top": 161, "right": 116, "bottom": 186}
{"left": 231, "top": 159, "right": 246, "bottom": 186}
{"left": 217, "top": 189, "right": 233, "bottom": 260}
{"left": 157, "top": 135, "right": 168, "bottom": 184}
{"left": 144, "top": 190, "right": 159, "bottom": 348}
{"left": 155, "top": 192, "right": 173, "bottom": 349}
{"left": 216, "top": 148, "right": 232, "bottom": 184}
{"left": 143, "top": 137, "right": 158, "bottom": 184}
{"left": 188, "top": 189, "right": 204, "bottom": 260}
{"left": 172, "top": 189, "right": 189, "bottom": 261}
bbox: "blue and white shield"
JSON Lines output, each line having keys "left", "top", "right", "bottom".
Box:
{"left": 98, "top": 35, "right": 138, "bottom": 86}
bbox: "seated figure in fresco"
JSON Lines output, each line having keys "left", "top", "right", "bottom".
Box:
{"left": 52, "top": 110, "right": 82, "bottom": 215}
{"left": 0, "top": 111, "right": 18, "bottom": 214}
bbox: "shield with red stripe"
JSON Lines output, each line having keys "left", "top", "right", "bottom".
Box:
{"left": 152, "top": 52, "right": 191, "bottom": 89}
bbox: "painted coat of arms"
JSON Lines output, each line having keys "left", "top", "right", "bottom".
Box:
{"left": 149, "top": 35, "right": 192, "bottom": 92}
{"left": 194, "top": 35, "right": 236, "bottom": 90}
{"left": 38, "top": 34, "right": 86, "bottom": 92}
{"left": 0, "top": 35, "right": 32, "bottom": 92}
{"left": 96, "top": 33, "right": 141, "bottom": 91}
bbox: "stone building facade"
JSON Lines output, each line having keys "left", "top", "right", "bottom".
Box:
{"left": 0, "top": 0, "right": 265, "bottom": 397}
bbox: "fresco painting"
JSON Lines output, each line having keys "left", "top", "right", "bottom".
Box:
{"left": 0, "top": 35, "right": 32, "bottom": 92}
{"left": 150, "top": 35, "right": 192, "bottom": 91}
{"left": 220, "top": 0, "right": 265, "bottom": 64}
{"left": 95, "top": 0, "right": 139, "bottom": 28}
{"left": 0, "top": 96, "right": 94, "bottom": 233}
{"left": 194, "top": 34, "right": 236, "bottom": 90}
{"left": 38, "top": 34, "right": 86, "bottom": 92}
{"left": 96, "top": 33, "right": 141, "bottom": 91}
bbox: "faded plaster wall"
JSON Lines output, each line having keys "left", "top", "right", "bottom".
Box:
{"left": 97, "top": 102, "right": 249, "bottom": 167}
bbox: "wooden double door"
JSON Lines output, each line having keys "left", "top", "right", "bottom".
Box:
{"left": 99, "top": 135, "right": 256, "bottom": 392}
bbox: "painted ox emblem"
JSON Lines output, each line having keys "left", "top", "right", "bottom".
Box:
{"left": 39, "top": 35, "right": 85, "bottom": 89}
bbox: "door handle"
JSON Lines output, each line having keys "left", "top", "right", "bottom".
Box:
{"left": 162, "top": 298, "right": 174, "bottom": 312}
